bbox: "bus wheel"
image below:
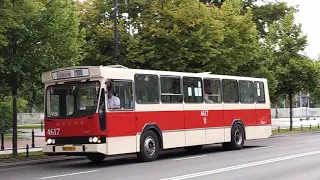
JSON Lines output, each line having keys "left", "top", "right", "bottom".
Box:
{"left": 138, "top": 130, "right": 160, "bottom": 162}
{"left": 222, "top": 124, "right": 244, "bottom": 150}
{"left": 184, "top": 145, "right": 203, "bottom": 154}
{"left": 87, "top": 153, "right": 106, "bottom": 163}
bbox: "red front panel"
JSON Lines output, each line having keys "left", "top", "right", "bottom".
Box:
{"left": 106, "top": 111, "right": 136, "bottom": 137}
{"left": 45, "top": 114, "right": 105, "bottom": 138}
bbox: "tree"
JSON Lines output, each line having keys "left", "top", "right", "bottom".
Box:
{"left": 77, "top": 0, "right": 130, "bottom": 66}
{"left": 0, "top": 0, "right": 83, "bottom": 157}
{"left": 125, "top": 0, "right": 224, "bottom": 72}
{"left": 267, "top": 10, "right": 317, "bottom": 130}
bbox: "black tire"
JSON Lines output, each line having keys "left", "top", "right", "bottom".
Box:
{"left": 87, "top": 153, "right": 106, "bottom": 163}
{"left": 222, "top": 124, "right": 245, "bottom": 150}
{"left": 184, "top": 145, "right": 203, "bottom": 154}
{"left": 137, "top": 130, "right": 160, "bottom": 162}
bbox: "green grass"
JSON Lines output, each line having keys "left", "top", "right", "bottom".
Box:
{"left": 272, "top": 126, "right": 320, "bottom": 135}
{"left": 3, "top": 132, "right": 29, "bottom": 141}
{"left": 18, "top": 124, "right": 43, "bottom": 129}
{"left": 0, "top": 151, "right": 46, "bottom": 160}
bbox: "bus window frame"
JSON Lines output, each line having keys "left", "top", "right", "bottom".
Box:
{"left": 222, "top": 79, "right": 240, "bottom": 104}
{"left": 160, "top": 75, "right": 183, "bottom": 104}
{"left": 182, "top": 76, "right": 204, "bottom": 104}
{"left": 106, "top": 78, "right": 135, "bottom": 111}
{"left": 134, "top": 73, "right": 160, "bottom": 104}
{"left": 203, "top": 77, "right": 222, "bottom": 104}
{"left": 254, "top": 81, "right": 266, "bottom": 104}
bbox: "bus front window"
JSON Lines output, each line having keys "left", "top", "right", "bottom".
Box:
{"left": 46, "top": 81, "right": 101, "bottom": 119}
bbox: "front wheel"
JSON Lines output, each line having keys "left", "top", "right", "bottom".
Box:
{"left": 222, "top": 124, "right": 245, "bottom": 150}
{"left": 137, "top": 130, "right": 160, "bottom": 162}
{"left": 87, "top": 153, "right": 106, "bottom": 163}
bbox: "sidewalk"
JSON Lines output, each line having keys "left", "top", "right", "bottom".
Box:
{"left": 0, "top": 147, "right": 42, "bottom": 155}
{"left": 272, "top": 117, "right": 320, "bottom": 129}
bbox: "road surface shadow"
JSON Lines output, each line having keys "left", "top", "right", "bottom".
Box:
{"left": 54, "top": 144, "right": 267, "bottom": 169}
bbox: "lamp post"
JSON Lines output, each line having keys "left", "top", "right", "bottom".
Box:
{"left": 113, "top": 0, "right": 119, "bottom": 64}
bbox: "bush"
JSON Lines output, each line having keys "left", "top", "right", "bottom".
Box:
{"left": 0, "top": 96, "right": 28, "bottom": 132}
{"left": 0, "top": 99, "right": 13, "bottom": 132}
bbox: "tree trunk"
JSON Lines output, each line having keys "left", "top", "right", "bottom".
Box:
{"left": 289, "top": 92, "right": 293, "bottom": 131}
{"left": 12, "top": 87, "right": 18, "bottom": 157}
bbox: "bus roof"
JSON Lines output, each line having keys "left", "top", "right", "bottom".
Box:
{"left": 42, "top": 65, "right": 267, "bottom": 83}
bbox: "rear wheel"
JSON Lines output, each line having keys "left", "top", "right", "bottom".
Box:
{"left": 87, "top": 153, "right": 106, "bottom": 163}
{"left": 222, "top": 124, "right": 244, "bottom": 150}
{"left": 184, "top": 145, "right": 203, "bottom": 154}
{"left": 137, "top": 130, "right": 160, "bottom": 162}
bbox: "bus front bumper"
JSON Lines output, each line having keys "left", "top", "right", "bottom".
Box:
{"left": 43, "top": 144, "right": 107, "bottom": 155}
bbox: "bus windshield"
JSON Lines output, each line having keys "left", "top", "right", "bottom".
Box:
{"left": 46, "top": 81, "right": 101, "bottom": 119}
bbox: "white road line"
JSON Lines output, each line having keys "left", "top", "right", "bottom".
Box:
{"left": 173, "top": 155, "right": 208, "bottom": 161}
{"left": 160, "top": 150, "right": 320, "bottom": 180}
{"left": 307, "top": 140, "right": 320, "bottom": 143}
{"left": 38, "top": 170, "right": 99, "bottom": 179}
{"left": 250, "top": 146, "right": 275, "bottom": 150}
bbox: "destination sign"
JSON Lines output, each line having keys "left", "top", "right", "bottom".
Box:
{"left": 52, "top": 69, "right": 89, "bottom": 80}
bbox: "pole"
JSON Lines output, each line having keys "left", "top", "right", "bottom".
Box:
{"left": 1, "top": 132, "right": 4, "bottom": 150}
{"left": 114, "top": 0, "right": 119, "bottom": 64}
{"left": 31, "top": 129, "right": 35, "bottom": 148}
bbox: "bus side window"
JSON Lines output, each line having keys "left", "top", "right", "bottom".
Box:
{"left": 134, "top": 74, "right": 159, "bottom": 104}
{"left": 254, "top": 81, "right": 265, "bottom": 103}
{"left": 222, "top": 79, "right": 239, "bottom": 103}
{"left": 110, "top": 80, "right": 134, "bottom": 110}
{"left": 204, "top": 78, "right": 222, "bottom": 103}
{"left": 160, "top": 76, "right": 183, "bottom": 103}
{"left": 183, "top": 76, "right": 203, "bottom": 103}
{"left": 239, "top": 80, "right": 254, "bottom": 104}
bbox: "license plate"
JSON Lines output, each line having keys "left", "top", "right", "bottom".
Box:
{"left": 62, "top": 146, "right": 76, "bottom": 151}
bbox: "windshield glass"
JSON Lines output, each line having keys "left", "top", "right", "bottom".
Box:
{"left": 46, "top": 81, "right": 101, "bottom": 119}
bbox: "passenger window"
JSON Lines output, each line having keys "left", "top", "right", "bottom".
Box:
{"left": 160, "top": 76, "right": 183, "bottom": 103}
{"left": 222, "top": 79, "right": 239, "bottom": 103}
{"left": 135, "top": 74, "right": 159, "bottom": 104}
{"left": 107, "top": 80, "right": 134, "bottom": 110}
{"left": 204, "top": 78, "right": 221, "bottom": 103}
{"left": 255, "top": 81, "right": 265, "bottom": 103}
{"left": 239, "top": 80, "right": 254, "bottom": 103}
{"left": 183, "top": 77, "right": 203, "bottom": 103}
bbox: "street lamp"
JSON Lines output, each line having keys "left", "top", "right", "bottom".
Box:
{"left": 113, "top": 0, "right": 119, "bottom": 64}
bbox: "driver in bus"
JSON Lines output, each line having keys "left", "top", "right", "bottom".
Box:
{"left": 107, "top": 91, "right": 120, "bottom": 109}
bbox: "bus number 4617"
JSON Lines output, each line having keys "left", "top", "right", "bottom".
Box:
{"left": 47, "top": 128, "right": 60, "bottom": 136}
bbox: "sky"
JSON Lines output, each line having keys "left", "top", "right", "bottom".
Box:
{"left": 279, "top": 0, "right": 319, "bottom": 59}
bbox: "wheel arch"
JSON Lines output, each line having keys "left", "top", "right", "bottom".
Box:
{"left": 140, "top": 123, "right": 163, "bottom": 149}
{"left": 231, "top": 119, "right": 246, "bottom": 140}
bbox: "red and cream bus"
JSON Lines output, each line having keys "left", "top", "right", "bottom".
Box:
{"left": 42, "top": 65, "right": 271, "bottom": 163}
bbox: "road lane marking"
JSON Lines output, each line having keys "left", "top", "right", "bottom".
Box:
{"left": 38, "top": 170, "right": 99, "bottom": 179}
{"left": 160, "top": 150, "right": 320, "bottom": 180}
{"left": 307, "top": 140, "right": 320, "bottom": 143}
{"left": 173, "top": 155, "right": 208, "bottom": 161}
{"left": 250, "top": 146, "right": 275, "bottom": 150}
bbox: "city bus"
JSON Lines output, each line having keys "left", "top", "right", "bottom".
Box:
{"left": 42, "top": 65, "right": 271, "bottom": 163}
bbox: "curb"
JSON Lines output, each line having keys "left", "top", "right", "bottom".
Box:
{"left": 270, "top": 130, "right": 320, "bottom": 138}
{"left": 0, "top": 156, "right": 86, "bottom": 168}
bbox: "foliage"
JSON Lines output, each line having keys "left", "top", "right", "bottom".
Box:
{"left": 0, "top": 96, "right": 28, "bottom": 131}
{"left": 0, "top": 0, "right": 84, "bottom": 156}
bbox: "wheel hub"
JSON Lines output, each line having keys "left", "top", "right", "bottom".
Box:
{"left": 144, "top": 136, "right": 156, "bottom": 155}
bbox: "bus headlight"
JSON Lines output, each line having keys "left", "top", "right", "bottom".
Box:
{"left": 46, "top": 138, "right": 55, "bottom": 145}
{"left": 93, "top": 137, "right": 98, "bottom": 143}
{"left": 89, "top": 137, "right": 93, "bottom": 143}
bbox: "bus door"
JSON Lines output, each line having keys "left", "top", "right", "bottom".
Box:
{"left": 105, "top": 79, "right": 136, "bottom": 137}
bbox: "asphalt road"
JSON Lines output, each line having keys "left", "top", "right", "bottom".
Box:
{"left": 1, "top": 132, "right": 320, "bottom": 180}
